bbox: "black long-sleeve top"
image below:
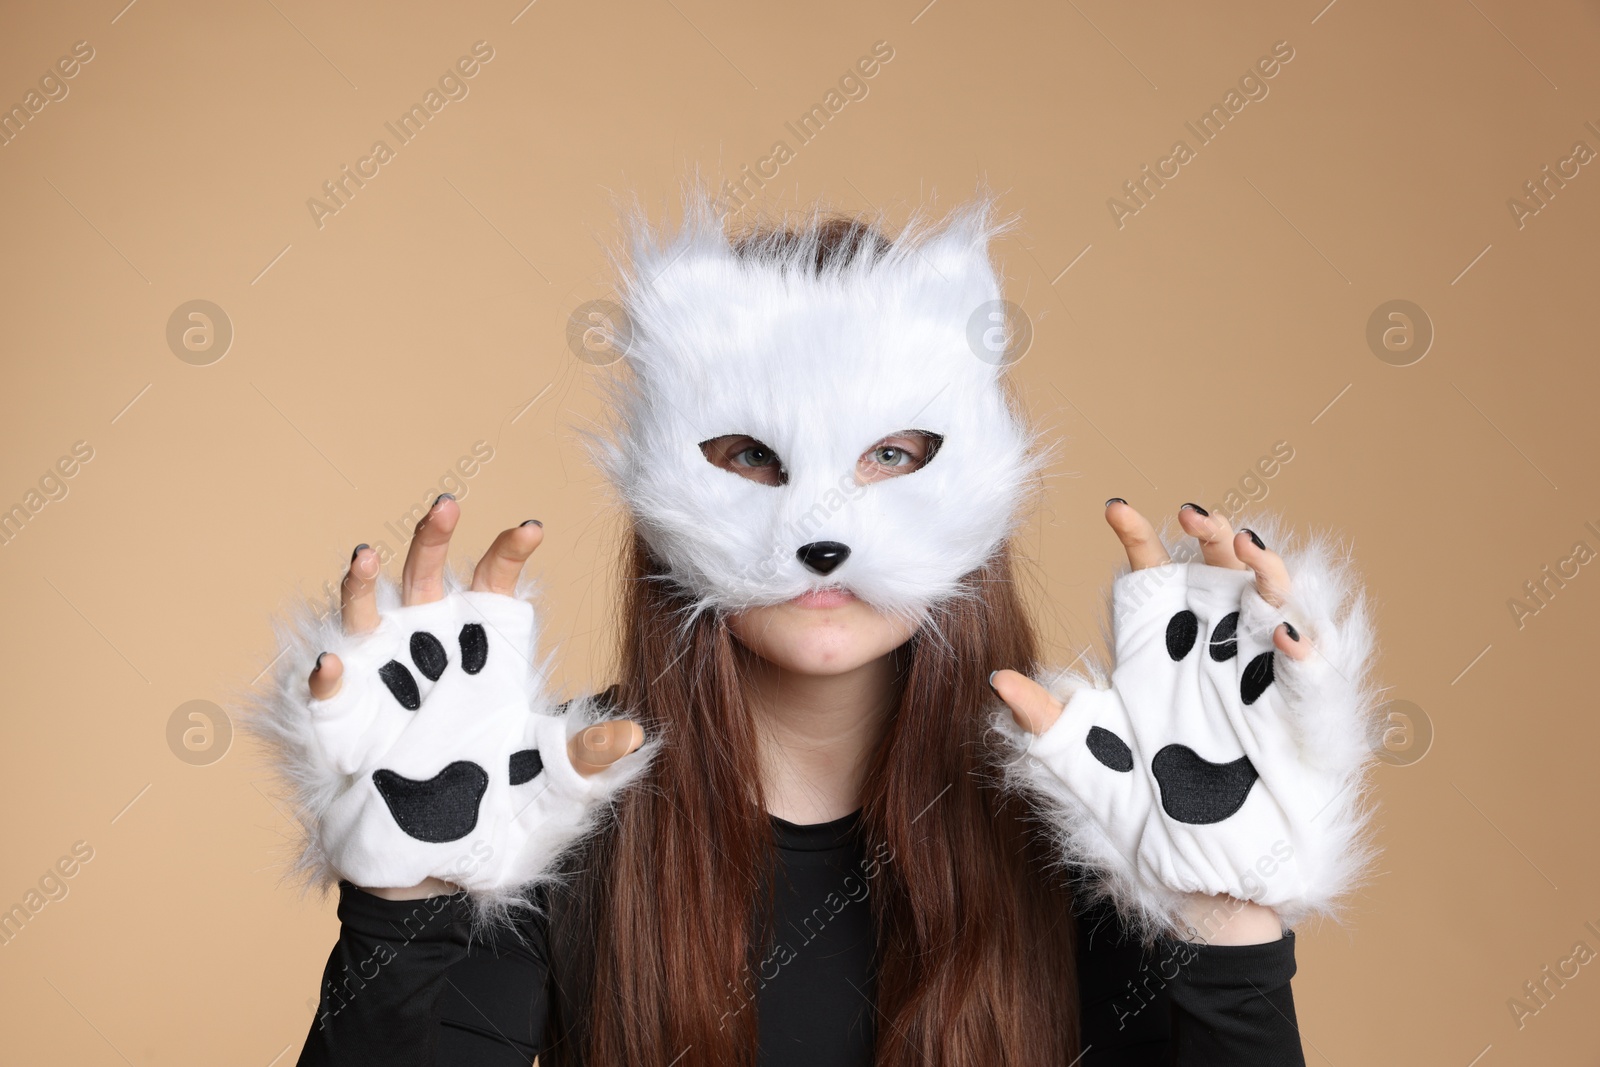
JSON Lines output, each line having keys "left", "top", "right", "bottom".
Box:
{"left": 297, "top": 807, "right": 1305, "bottom": 1066}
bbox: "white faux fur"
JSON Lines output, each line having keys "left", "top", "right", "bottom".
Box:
{"left": 993, "top": 511, "right": 1384, "bottom": 941}
{"left": 242, "top": 561, "right": 658, "bottom": 931}
{"left": 581, "top": 191, "right": 1053, "bottom": 630}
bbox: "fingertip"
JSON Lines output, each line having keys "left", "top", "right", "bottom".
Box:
{"left": 416, "top": 494, "right": 461, "bottom": 538}
{"left": 573, "top": 726, "right": 604, "bottom": 768}
{"left": 987, "top": 670, "right": 1059, "bottom": 736}
{"left": 1103, "top": 499, "right": 1132, "bottom": 529}
{"left": 573, "top": 720, "right": 642, "bottom": 771}
{"left": 988, "top": 668, "right": 1022, "bottom": 702}
{"left": 1274, "top": 623, "right": 1312, "bottom": 660}
{"left": 309, "top": 652, "right": 344, "bottom": 698}
{"left": 1178, "top": 504, "right": 1212, "bottom": 532}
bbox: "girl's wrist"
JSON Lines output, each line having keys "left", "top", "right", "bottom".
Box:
{"left": 357, "top": 876, "right": 461, "bottom": 901}
{"left": 1177, "top": 893, "right": 1284, "bottom": 946}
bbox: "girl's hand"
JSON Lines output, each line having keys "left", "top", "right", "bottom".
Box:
{"left": 310, "top": 500, "right": 644, "bottom": 780}
{"left": 997, "top": 500, "right": 1314, "bottom": 731}
{"left": 991, "top": 500, "right": 1381, "bottom": 939}
{"left": 320, "top": 500, "right": 642, "bottom": 901}
{"left": 252, "top": 497, "right": 653, "bottom": 913}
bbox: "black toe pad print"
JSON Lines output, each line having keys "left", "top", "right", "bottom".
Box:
{"left": 1209, "top": 612, "right": 1239, "bottom": 661}
{"left": 373, "top": 761, "right": 489, "bottom": 842}
{"left": 509, "top": 749, "right": 544, "bottom": 786}
{"left": 460, "top": 624, "right": 488, "bottom": 674}
{"left": 1167, "top": 610, "right": 1274, "bottom": 705}
{"left": 1166, "top": 610, "right": 1199, "bottom": 660}
{"left": 1240, "top": 651, "right": 1275, "bottom": 705}
{"left": 378, "top": 660, "right": 421, "bottom": 710}
{"left": 1151, "top": 745, "right": 1259, "bottom": 824}
{"left": 1086, "top": 726, "right": 1134, "bottom": 772}
{"left": 380, "top": 624, "right": 493, "bottom": 710}
{"left": 410, "top": 632, "right": 447, "bottom": 681}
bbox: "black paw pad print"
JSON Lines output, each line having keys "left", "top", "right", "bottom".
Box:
{"left": 378, "top": 624, "right": 490, "bottom": 711}
{"left": 1084, "top": 608, "right": 1271, "bottom": 825}
{"left": 1151, "top": 745, "right": 1258, "bottom": 824}
{"left": 373, "top": 748, "right": 548, "bottom": 844}
{"left": 373, "top": 762, "right": 489, "bottom": 843}
{"left": 369, "top": 621, "right": 548, "bottom": 844}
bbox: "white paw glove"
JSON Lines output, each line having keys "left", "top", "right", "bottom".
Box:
{"left": 248, "top": 567, "right": 653, "bottom": 919}
{"left": 999, "top": 517, "right": 1382, "bottom": 936}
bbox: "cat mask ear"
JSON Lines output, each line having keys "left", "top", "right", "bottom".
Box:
{"left": 584, "top": 193, "right": 1049, "bottom": 627}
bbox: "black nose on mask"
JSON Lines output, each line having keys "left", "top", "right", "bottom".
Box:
{"left": 796, "top": 541, "right": 850, "bottom": 575}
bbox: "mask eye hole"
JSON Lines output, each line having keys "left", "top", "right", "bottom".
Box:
{"left": 699, "top": 434, "right": 788, "bottom": 487}
{"left": 856, "top": 430, "right": 943, "bottom": 485}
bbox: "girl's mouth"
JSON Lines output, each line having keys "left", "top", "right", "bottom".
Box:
{"left": 789, "top": 586, "right": 856, "bottom": 609}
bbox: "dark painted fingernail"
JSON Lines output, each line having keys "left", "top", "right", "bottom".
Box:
{"left": 1283, "top": 621, "right": 1300, "bottom": 642}
{"left": 315, "top": 652, "right": 327, "bottom": 670}
{"left": 1104, "top": 497, "right": 1127, "bottom": 508}
{"left": 987, "top": 669, "right": 1000, "bottom": 694}
{"left": 521, "top": 519, "right": 543, "bottom": 527}
{"left": 1242, "top": 528, "right": 1266, "bottom": 551}
{"left": 433, "top": 493, "right": 455, "bottom": 508}
{"left": 1180, "top": 502, "right": 1209, "bottom": 517}
{"left": 351, "top": 543, "right": 369, "bottom": 561}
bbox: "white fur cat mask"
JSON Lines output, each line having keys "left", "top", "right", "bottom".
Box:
{"left": 588, "top": 197, "right": 1048, "bottom": 626}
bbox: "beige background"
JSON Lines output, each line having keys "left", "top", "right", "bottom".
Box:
{"left": 1, "top": 0, "right": 1597, "bottom": 1062}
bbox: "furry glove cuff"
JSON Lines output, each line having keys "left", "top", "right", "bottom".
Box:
{"left": 250, "top": 568, "right": 654, "bottom": 920}
{"left": 998, "top": 520, "right": 1382, "bottom": 938}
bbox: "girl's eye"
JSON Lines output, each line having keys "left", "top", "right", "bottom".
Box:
{"left": 873, "top": 446, "right": 908, "bottom": 466}
{"left": 736, "top": 446, "right": 777, "bottom": 467}
{"left": 857, "top": 431, "right": 942, "bottom": 483}
{"left": 699, "top": 434, "right": 788, "bottom": 486}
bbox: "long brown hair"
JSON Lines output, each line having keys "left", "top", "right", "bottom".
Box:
{"left": 541, "top": 216, "right": 1080, "bottom": 1066}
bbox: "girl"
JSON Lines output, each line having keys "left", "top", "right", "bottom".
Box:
{"left": 255, "top": 201, "right": 1379, "bottom": 1066}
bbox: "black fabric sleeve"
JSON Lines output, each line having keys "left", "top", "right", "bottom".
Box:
{"left": 1075, "top": 895, "right": 1306, "bottom": 1066}
{"left": 431, "top": 901, "right": 551, "bottom": 1064}
{"left": 1167, "top": 932, "right": 1305, "bottom": 1066}
{"left": 297, "top": 882, "right": 475, "bottom": 1067}
{"left": 1076, "top": 897, "right": 1190, "bottom": 1065}
{"left": 295, "top": 882, "right": 553, "bottom": 1067}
